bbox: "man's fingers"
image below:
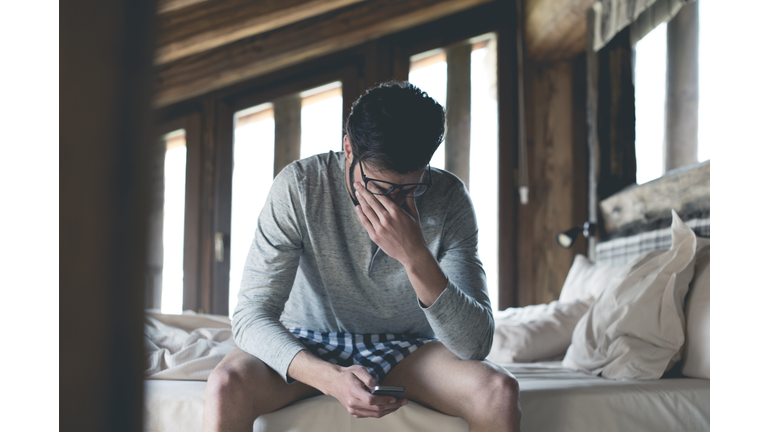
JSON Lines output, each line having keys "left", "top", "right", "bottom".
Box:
{"left": 355, "top": 182, "right": 393, "bottom": 214}
{"left": 350, "top": 366, "right": 378, "bottom": 391}
{"left": 355, "top": 206, "right": 375, "bottom": 233}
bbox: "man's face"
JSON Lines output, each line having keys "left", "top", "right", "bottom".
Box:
{"left": 343, "top": 136, "right": 426, "bottom": 209}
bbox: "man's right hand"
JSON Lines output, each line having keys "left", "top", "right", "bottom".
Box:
{"left": 327, "top": 364, "right": 407, "bottom": 418}
{"left": 288, "top": 350, "right": 407, "bottom": 418}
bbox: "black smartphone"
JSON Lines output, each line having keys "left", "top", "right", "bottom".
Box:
{"left": 371, "top": 385, "right": 406, "bottom": 400}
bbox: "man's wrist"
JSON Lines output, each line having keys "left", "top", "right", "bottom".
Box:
{"left": 287, "top": 350, "right": 342, "bottom": 395}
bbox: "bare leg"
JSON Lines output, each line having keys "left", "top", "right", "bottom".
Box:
{"left": 202, "top": 348, "right": 320, "bottom": 432}
{"left": 382, "top": 342, "right": 521, "bottom": 432}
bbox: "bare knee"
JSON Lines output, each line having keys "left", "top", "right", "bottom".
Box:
{"left": 206, "top": 361, "right": 259, "bottom": 415}
{"left": 466, "top": 369, "right": 521, "bottom": 430}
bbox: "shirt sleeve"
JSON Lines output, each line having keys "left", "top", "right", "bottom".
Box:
{"left": 231, "top": 164, "right": 307, "bottom": 383}
{"left": 420, "top": 183, "right": 495, "bottom": 360}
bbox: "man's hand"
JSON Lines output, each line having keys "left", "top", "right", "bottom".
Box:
{"left": 354, "top": 181, "right": 427, "bottom": 266}
{"left": 288, "top": 350, "right": 407, "bottom": 419}
{"left": 353, "top": 180, "right": 448, "bottom": 307}
{"left": 326, "top": 365, "right": 408, "bottom": 418}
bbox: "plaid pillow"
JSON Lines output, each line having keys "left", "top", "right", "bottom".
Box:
{"left": 596, "top": 218, "right": 709, "bottom": 266}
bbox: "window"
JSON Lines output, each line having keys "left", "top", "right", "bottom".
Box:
{"left": 634, "top": 23, "right": 667, "bottom": 185}
{"left": 229, "top": 104, "right": 276, "bottom": 317}
{"left": 301, "top": 82, "right": 343, "bottom": 158}
{"left": 408, "top": 36, "right": 499, "bottom": 311}
{"left": 228, "top": 82, "right": 344, "bottom": 317}
{"left": 408, "top": 49, "right": 447, "bottom": 170}
{"left": 159, "top": 129, "right": 187, "bottom": 314}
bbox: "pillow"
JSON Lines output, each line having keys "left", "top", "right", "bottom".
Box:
{"left": 488, "top": 299, "right": 591, "bottom": 363}
{"left": 562, "top": 210, "right": 699, "bottom": 380}
{"left": 681, "top": 241, "right": 710, "bottom": 379}
{"left": 558, "top": 255, "right": 631, "bottom": 303}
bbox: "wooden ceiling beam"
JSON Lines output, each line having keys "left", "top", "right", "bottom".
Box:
{"left": 524, "top": 0, "right": 597, "bottom": 61}
{"left": 156, "top": 0, "right": 366, "bottom": 65}
{"left": 157, "top": 0, "right": 209, "bottom": 14}
{"left": 154, "top": 0, "right": 493, "bottom": 107}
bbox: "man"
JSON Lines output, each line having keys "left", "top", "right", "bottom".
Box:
{"left": 204, "top": 81, "right": 521, "bottom": 432}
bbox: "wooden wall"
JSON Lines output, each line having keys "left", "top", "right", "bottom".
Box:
{"left": 516, "top": 56, "right": 588, "bottom": 306}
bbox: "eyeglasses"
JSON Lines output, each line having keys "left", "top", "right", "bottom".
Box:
{"left": 359, "top": 160, "right": 432, "bottom": 198}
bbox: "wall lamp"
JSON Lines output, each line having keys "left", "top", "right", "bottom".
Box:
{"left": 557, "top": 222, "right": 596, "bottom": 248}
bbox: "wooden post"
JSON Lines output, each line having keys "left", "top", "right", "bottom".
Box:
{"left": 445, "top": 43, "right": 472, "bottom": 188}
{"left": 665, "top": 1, "right": 699, "bottom": 172}
{"left": 61, "top": 0, "right": 155, "bottom": 431}
{"left": 273, "top": 95, "right": 303, "bottom": 177}
{"left": 498, "top": 0, "right": 519, "bottom": 309}
{"left": 585, "top": 7, "right": 599, "bottom": 261}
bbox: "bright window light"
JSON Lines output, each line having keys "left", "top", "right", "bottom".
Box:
{"left": 634, "top": 23, "right": 667, "bottom": 185}
{"left": 230, "top": 105, "right": 276, "bottom": 317}
{"left": 469, "top": 43, "right": 499, "bottom": 312}
{"left": 301, "top": 82, "right": 343, "bottom": 159}
{"left": 161, "top": 129, "right": 187, "bottom": 314}
{"left": 409, "top": 50, "right": 447, "bottom": 170}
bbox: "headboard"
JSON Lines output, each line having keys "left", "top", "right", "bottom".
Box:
{"left": 595, "top": 160, "right": 710, "bottom": 266}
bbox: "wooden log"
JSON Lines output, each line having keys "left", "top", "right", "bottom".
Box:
{"left": 664, "top": 0, "right": 699, "bottom": 172}
{"left": 154, "top": 0, "right": 494, "bottom": 107}
{"left": 273, "top": 95, "right": 303, "bottom": 178}
{"left": 445, "top": 43, "right": 472, "bottom": 189}
{"left": 156, "top": 0, "right": 365, "bottom": 64}
{"left": 600, "top": 160, "right": 709, "bottom": 233}
{"left": 524, "top": 0, "right": 597, "bottom": 61}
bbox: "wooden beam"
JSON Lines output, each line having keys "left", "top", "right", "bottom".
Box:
{"left": 445, "top": 43, "right": 472, "bottom": 188}
{"left": 664, "top": 0, "right": 699, "bottom": 172}
{"left": 600, "top": 160, "right": 709, "bottom": 233}
{"left": 156, "top": 0, "right": 365, "bottom": 64}
{"left": 273, "top": 95, "right": 302, "bottom": 177}
{"left": 154, "top": 0, "right": 494, "bottom": 107}
{"left": 157, "top": 0, "right": 208, "bottom": 14}
{"left": 524, "top": 0, "right": 597, "bottom": 61}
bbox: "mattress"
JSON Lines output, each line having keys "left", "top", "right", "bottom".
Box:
{"left": 144, "top": 361, "right": 709, "bottom": 432}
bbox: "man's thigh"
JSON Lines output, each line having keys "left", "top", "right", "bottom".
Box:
{"left": 380, "top": 341, "right": 516, "bottom": 419}
{"left": 207, "top": 348, "right": 321, "bottom": 416}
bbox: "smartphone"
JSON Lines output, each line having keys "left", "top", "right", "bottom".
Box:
{"left": 371, "top": 385, "right": 406, "bottom": 400}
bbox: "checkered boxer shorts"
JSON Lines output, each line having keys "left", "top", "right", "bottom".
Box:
{"left": 288, "top": 328, "right": 437, "bottom": 383}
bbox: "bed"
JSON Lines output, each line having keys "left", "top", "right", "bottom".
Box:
{"left": 144, "top": 162, "right": 710, "bottom": 432}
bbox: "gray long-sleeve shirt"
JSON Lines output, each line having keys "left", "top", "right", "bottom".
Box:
{"left": 232, "top": 151, "right": 494, "bottom": 382}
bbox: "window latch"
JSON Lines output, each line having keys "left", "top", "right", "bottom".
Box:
{"left": 215, "top": 232, "right": 225, "bottom": 262}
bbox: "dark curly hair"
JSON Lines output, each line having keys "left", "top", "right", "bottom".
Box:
{"left": 345, "top": 80, "right": 445, "bottom": 174}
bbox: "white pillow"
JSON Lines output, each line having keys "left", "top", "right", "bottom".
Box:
{"left": 559, "top": 254, "right": 630, "bottom": 303}
{"left": 488, "top": 299, "right": 591, "bottom": 363}
{"left": 681, "top": 241, "right": 710, "bottom": 379}
{"left": 562, "top": 210, "right": 699, "bottom": 380}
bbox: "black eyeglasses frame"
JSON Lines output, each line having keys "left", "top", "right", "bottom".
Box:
{"left": 358, "top": 160, "right": 432, "bottom": 198}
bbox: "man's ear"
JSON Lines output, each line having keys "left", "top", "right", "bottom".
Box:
{"left": 343, "top": 135, "right": 353, "bottom": 161}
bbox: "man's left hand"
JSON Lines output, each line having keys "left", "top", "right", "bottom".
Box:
{"left": 354, "top": 181, "right": 427, "bottom": 266}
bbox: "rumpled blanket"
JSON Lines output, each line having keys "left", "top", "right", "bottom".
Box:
{"left": 144, "top": 311, "right": 237, "bottom": 381}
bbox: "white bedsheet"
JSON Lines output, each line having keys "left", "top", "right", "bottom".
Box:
{"left": 144, "top": 361, "right": 709, "bottom": 432}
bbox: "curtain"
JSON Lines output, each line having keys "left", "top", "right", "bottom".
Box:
{"left": 592, "top": 0, "right": 697, "bottom": 51}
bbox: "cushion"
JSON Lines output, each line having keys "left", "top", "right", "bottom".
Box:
{"left": 558, "top": 255, "right": 630, "bottom": 303}
{"left": 562, "top": 210, "right": 699, "bottom": 380}
{"left": 681, "top": 241, "right": 710, "bottom": 379}
{"left": 488, "top": 299, "right": 591, "bottom": 363}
